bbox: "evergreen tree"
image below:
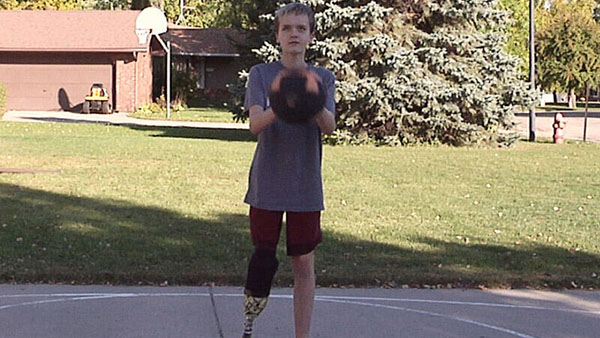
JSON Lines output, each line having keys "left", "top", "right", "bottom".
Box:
{"left": 229, "top": 0, "right": 536, "bottom": 146}
{"left": 394, "top": 0, "right": 537, "bottom": 146}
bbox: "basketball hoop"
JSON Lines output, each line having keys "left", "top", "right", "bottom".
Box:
{"left": 136, "top": 28, "right": 151, "bottom": 44}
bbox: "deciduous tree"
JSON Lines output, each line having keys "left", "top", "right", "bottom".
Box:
{"left": 536, "top": 0, "right": 600, "bottom": 108}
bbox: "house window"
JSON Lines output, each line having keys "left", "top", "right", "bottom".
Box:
{"left": 172, "top": 56, "right": 205, "bottom": 89}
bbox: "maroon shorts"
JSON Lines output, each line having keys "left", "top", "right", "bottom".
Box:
{"left": 249, "top": 207, "right": 322, "bottom": 256}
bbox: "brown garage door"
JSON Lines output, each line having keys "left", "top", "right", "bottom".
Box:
{"left": 0, "top": 63, "right": 112, "bottom": 111}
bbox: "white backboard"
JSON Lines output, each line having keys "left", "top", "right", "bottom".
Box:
{"left": 136, "top": 7, "right": 168, "bottom": 35}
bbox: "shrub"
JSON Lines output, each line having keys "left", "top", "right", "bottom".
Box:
{"left": 135, "top": 94, "right": 187, "bottom": 117}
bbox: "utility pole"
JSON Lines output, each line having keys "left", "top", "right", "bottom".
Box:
{"left": 529, "top": 0, "right": 536, "bottom": 141}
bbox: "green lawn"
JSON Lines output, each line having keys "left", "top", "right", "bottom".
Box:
{"left": 129, "top": 107, "right": 238, "bottom": 123}
{"left": 1, "top": 121, "right": 599, "bottom": 289}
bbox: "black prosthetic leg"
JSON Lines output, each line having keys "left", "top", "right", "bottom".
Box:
{"left": 242, "top": 248, "right": 279, "bottom": 338}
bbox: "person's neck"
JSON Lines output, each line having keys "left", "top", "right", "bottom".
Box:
{"left": 280, "top": 54, "right": 307, "bottom": 69}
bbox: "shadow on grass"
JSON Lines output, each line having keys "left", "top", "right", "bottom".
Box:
{"left": 0, "top": 182, "right": 252, "bottom": 286}
{"left": 23, "top": 118, "right": 254, "bottom": 142}
{"left": 1, "top": 182, "right": 598, "bottom": 289}
{"left": 126, "top": 125, "right": 256, "bottom": 143}
{"left": 316, "top": 231, "right": 600, "bottom": 289}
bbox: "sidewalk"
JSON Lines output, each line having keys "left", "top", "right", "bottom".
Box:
{"left": 514, "top": 112, "right": 600, "bottom": 142}
{"left": 1, "top": 284, "right": 599, "bottom": 338}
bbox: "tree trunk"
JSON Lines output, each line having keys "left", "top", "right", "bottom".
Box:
{"left": 568, "top": 88, "right": 577, "bottom": 109}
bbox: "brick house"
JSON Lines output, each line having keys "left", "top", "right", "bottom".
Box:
{"left": 154, "top": 27, "right": 243, "bottom": 98}
{"left": 0, "top": 10, "right": 153, "bottom": 113}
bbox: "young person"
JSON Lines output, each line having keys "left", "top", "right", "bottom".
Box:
{"left": 241, "top": 3, "right": 336, "bottom": 338}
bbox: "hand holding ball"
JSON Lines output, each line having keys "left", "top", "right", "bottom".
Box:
{"left": 269, "top": 69, "right": 327, "bottom": 123}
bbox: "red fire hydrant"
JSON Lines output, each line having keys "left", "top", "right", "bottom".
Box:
{"left": 553, "top": 112, "right": 567, "bottom": 144}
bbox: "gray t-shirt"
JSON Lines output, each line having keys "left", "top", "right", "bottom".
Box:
{"left": 244, "top": 61, "right": 336, "bottom": 212}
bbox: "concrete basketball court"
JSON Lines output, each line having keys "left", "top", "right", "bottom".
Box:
{"left": 1, "top": 284, "right": 599, "bottom": 338}
{"left": 2, "top": 111, "right": 600, "bottom": 337}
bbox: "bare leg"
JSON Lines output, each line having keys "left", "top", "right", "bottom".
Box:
{"left": 292, "top": 251, "right": 315, "bottom": 338}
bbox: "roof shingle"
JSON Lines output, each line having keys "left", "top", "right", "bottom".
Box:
{"left": 0, "top": 10, "right": 146, "bottom": 52}
{"left": 161, "top": 28, "right": 243, "bottom": 56}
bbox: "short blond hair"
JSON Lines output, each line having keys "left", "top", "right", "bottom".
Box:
{"left": 274, "top": 3, "right": 316, "bottom": 34}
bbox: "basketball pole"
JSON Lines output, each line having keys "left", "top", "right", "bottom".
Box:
{"left": 167, "top": 41, "right": 171, "bottom": 119}
{"left": 529, "top": 0, "right": 536, "bottom": 142}
{"left": 154, "top": 35, "right": 171, "bottom": 119}
{"left": 136, "top": 8, "right": 170, "bottom": 119}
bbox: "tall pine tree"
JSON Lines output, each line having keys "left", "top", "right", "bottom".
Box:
{"left": 228, "top": 0, "right": 536, "bottom": 146}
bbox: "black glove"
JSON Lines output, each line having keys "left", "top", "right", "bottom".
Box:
{"left": 268, "top": 69, "right": 327, "bottom": 123}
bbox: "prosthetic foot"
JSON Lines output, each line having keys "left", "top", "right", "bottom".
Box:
{"left": 242, "top": 293, "right": 268, "bottom": 337}
{"left": 241, "top": 248, "right": 278, "bottom": 338}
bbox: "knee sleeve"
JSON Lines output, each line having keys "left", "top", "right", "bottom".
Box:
{"left": 244, "top": 248, "right": 279, "bottom": 297}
